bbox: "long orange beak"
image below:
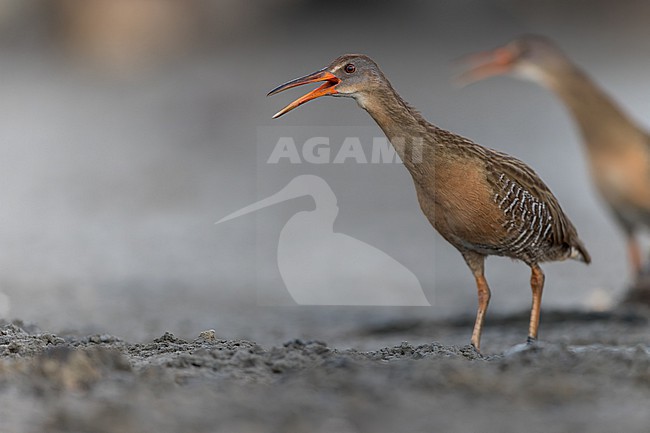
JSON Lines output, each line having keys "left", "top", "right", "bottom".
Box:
{"left": 455, "top": 47, "right": 516, "bottom": 87}
{"left": 267, "top": 68, "right": 340, "bottom": 118}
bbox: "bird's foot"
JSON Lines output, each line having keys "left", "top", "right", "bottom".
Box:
{"left": 621, "top": 279, "right": 650, "bottom": 307}
{"left": 503, "top": 337, "right": 541, "bottom": 357}
{"left": 461, "top": 343, "right": 485, "bottom": 360}
{"left": 637, "top": 260, "right": 650, "bottom": 279}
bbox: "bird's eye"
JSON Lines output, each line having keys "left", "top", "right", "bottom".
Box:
{"left": 344, "top": 63, "right": 356, "bottom": 74}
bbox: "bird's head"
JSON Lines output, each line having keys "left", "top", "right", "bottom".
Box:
{"left": 268, "top": 54, "right": 386, "bottom": 118}
{"left": 456, "top": 35, "right": 570, "bottom": 87}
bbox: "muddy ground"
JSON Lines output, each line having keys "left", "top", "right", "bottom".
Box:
{"left": 1, "top": 308, "right": 649, "bottom": 433}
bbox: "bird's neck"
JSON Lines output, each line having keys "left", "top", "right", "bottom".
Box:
{"left": 548, "top": 65, "right": 643, "bottom": 152}
{"left": 355, "top": 85, "right": 436, "bottom": 177}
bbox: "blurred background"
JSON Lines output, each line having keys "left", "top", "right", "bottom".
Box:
{"left": 0, "top": 0, "right": 648, "bottom": 344}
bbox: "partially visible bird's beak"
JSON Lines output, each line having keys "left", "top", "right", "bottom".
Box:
{"left": 454, "top": 47, "right": 516, "bottom": 87}
{"left": 268, "top": 68, "right": 340, "bottom": 118}
{"left": 216, "top": 180, "right": 306, "bottom": 224}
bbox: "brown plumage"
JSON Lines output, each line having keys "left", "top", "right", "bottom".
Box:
{"left": 268, "top": 54, "right": 590, "bottom": 351}
{"left": 458, "top": 35, "right": 650, "bottom": 292}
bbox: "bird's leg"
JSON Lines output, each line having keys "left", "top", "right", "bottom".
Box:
{"left": 463, "top": 252, "right": 490, "bottom": 351}
{"left": 527, "top": 265, "right": 545, "bottom": 343}
{"left": 471, "top": 274, "right": 491, "bottom": 351}
{"left": 626, "top": 235, "right": 643, "bottom": 277}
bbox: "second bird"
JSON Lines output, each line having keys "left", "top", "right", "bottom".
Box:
{"left": 268, "top": 54, "right": 590, "bottom": 351}
{"left": 459, "top": 35, "right": 650, "bottom": 300}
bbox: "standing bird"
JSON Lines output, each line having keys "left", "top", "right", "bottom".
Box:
{"left": 268, "top": 54, "right": 590, "bottom": 351}
{"left": 457, "top": 35, "right": 650, "bottom": 301}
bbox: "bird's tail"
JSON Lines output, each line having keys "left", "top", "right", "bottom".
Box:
{"left": 569, "top": 239, "right": 591, "bottom": 264}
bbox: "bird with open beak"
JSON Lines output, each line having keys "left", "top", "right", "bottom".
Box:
{"left": 268, "top": 56, "right": 392, "bottom": 118}
{"left": 267, "top": 53, "right": 590, "bottom": 351}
